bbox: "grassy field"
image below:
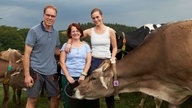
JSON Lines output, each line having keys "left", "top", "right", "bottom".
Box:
{"left": 0, "top": 86, "right": 192, "bottom": 108}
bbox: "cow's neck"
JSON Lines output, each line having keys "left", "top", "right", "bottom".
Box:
{"left": 115, "top": 34, "right": 164, "bottom": 93}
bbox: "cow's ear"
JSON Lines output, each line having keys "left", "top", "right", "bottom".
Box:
{"left": 100, "top": 59, "right": 111, "bottom": 72}
{"left": 93, "top": 59, "right": 111, "bottom": 73}
{"left": 115, "top": 33, "right": 120, "bottom": 40}
{"left": 16, "top": 50, "right": 22, "bottom": 54}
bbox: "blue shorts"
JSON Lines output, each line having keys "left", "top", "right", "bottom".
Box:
{"left": 26, "top": 68, "right": 60, "bottom": 98}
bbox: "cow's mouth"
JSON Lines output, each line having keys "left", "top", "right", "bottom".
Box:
{"left": 74, "top": 89, "right": 98, "bottom": 100}
{"left": 74, "top": 89, "right": 84, "bottom": 99}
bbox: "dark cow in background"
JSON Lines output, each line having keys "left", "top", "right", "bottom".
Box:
{"left": 74, "top": 20, "right": 192, "bottom": 108}
{"left": 116, "top": 24, "right": 163, "bottom": 60}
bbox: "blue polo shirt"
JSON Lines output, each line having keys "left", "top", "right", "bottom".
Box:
{"left": 25, "top": 21, "right": 60, "bottom": 75}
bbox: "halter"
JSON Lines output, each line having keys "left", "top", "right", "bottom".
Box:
{"left": 121, "top": 32, "right": 127, "bottom": 58}
{"left": 3, "top": 61, "right": 12, "bottom": 85}
{"left": 112, "top": 32, "right": 126, "bottom": 107}
{"left": 109, "top": 61, "right": 121, "bottom": 108}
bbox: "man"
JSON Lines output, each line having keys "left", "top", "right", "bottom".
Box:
{"left": 24, "top": 5, "right": 60, "bottom": 108}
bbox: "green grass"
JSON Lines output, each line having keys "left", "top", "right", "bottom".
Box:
{"left": 0, "top": 86, "right": 63, "bottom": 108}
{"left": 0, "top": 86, "right": 192, "bottom": 108}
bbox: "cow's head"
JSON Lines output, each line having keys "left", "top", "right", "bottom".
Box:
{"left": 115, "top": 33, "right": 124, "bottom": 50}
{"left": 110, "top": 33, "right": 124, "bottom": 53}
{"left": 9, "top": 48, "right": 23, "bottom": 63}
{"left": 0, "top": 48, "right": 23, "bottom": 63}
{"left": 144, "top": 24, "right": 162, "bottom": 34}
{"left": 74, "top": 59, "right": 115, "bottom": 100}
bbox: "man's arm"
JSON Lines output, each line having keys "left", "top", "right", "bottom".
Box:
{"left": 23, "top": 45, "right": 34, "bottom": 87}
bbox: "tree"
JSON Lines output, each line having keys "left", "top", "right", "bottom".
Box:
{"left": 0, "top": 25, "right": 26, "bottom": 53}
{"left": 0, "top": 23, "right": 137, "bottom": 52}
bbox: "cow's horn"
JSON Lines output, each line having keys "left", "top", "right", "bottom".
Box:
{"left": 100, "top": 76, "right": 108, "bottom": 89}
{"left": 16, "top": 59, "right": 21, "bottom": 63}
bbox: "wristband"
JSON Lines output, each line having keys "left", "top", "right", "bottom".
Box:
{"left": 81, "top": 71, "right": 87, "bottom": 76}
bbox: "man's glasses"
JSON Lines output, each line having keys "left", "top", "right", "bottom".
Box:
{"left": 45, "top": 14, "right": 56, "bottom": 18}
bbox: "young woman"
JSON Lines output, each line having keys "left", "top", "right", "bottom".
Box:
{"left": 65, "top": 8, "right": 117, "bottom": 108}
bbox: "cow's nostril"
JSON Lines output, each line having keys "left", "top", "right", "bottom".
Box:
{"left": 72, "top": 89, "right": 76, "bottom": 95}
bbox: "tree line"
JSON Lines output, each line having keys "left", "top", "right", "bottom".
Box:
{"left": 0, "top": 23, "right": 137, "bottom": 54}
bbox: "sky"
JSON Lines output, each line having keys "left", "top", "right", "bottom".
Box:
{"left": 0, "top": 0, "right": 192, "bottom": 30}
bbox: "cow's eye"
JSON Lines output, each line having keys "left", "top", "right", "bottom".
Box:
{"left": 90, "top": 77, "right": 96, "bottom": 80}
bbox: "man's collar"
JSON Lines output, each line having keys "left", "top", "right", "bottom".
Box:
{"left": 41, "top": 21, "right": 54, "bottom": 32}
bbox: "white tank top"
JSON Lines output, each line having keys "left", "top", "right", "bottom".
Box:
{"left": 91, "top": 27, "right": 111, "bottom": 58}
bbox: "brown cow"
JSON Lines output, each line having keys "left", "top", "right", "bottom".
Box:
{"left": 9, "top": 67, "right": 25, "bottom": 106}
{"left": 0, "top": 48, "right": 24, "bottom": 108}
{"left": 0, "top": 58, "right": 24, "bottom": 108}
{"left": 74, "top": 20, "right": 192, "bottom": 108}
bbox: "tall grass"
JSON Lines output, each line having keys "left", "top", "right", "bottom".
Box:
{"left": 0, "top": 86, "right": 191, "bottom": 108}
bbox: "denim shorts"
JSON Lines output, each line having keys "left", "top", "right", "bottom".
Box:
{"left": 26, "top": 68, "right": 60, "bottom": 98}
